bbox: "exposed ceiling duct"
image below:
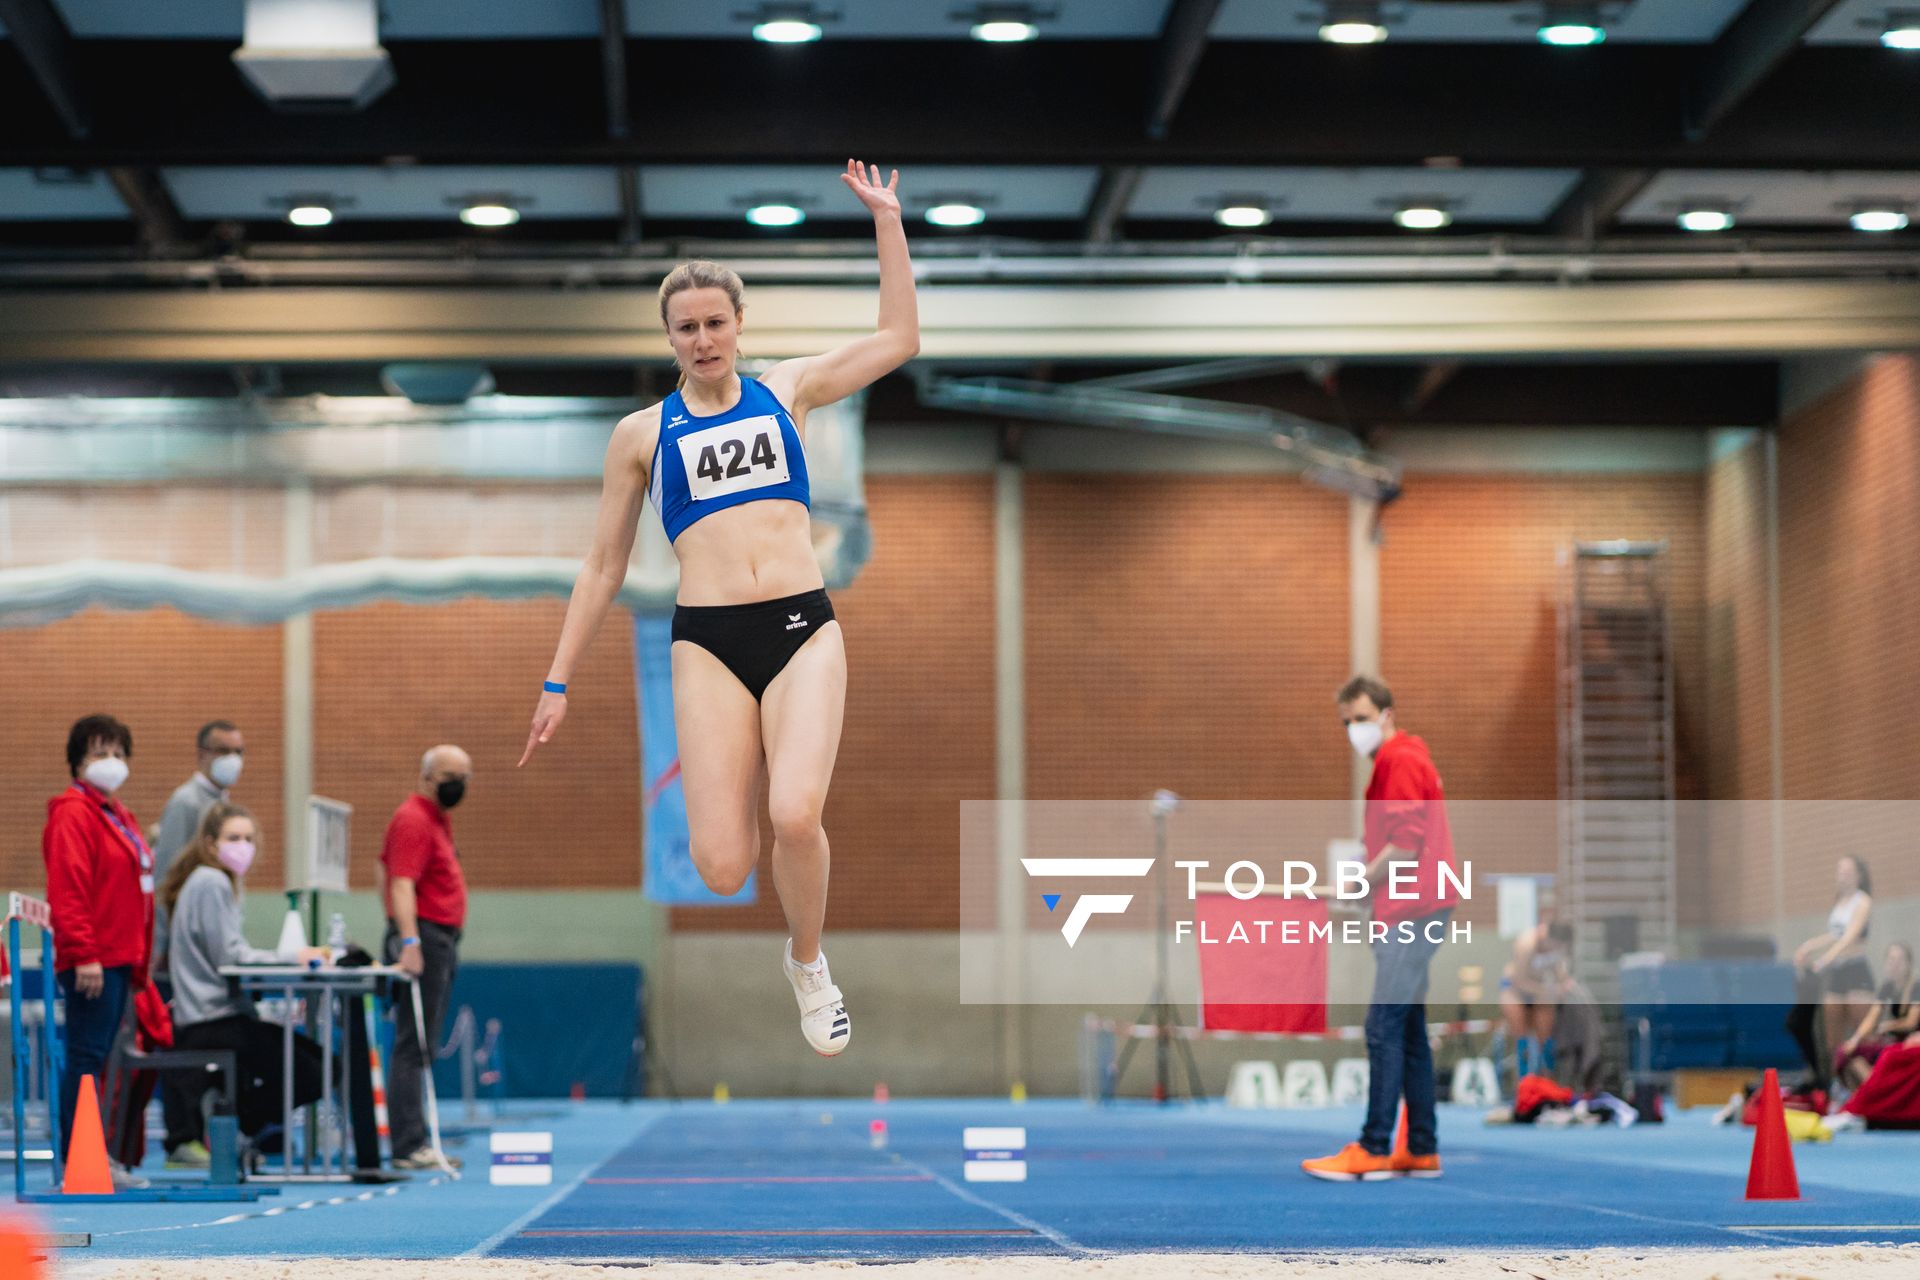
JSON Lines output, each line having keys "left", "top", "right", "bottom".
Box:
{"left": 915, "top": 373, "right": 1401, "bottom": 503}
{"left": 380, "top": 362, "right": 497, "bottom": 405}
{"left": 4, "top": 238, "right": 1919, "bottom": 289}
{"left": 0, "top": 392, "right": 873, "bottom": 624}
{"left": 232, "top": 0, "right": 395, "bottom": 112}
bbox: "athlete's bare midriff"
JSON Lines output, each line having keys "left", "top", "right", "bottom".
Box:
{"left": 628, "top": 373, "right": 824, "bottom": 608}
{"left": 668, "top": 499, "right": 823, "bottom": 606}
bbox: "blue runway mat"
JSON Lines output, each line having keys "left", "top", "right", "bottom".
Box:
{"left": 491, "top": 1101, "right": 1920, "bottom": 1261}
{"left": 28, "top": 1099, "right": 1920, "bottom": 1263}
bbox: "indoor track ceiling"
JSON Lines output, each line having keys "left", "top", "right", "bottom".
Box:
{"left": 2, "top": 0, "right": 1834, "bottom": 44}
{"left": 0, "top": 0, "right": 1915, "bottom": 278}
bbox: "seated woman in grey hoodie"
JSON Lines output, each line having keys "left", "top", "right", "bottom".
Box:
{"left": 158, "top": 802, "right": 328, "bottom": 1162}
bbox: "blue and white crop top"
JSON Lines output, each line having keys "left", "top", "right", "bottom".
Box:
{"left": 647, "top": 377, "right": 811, "bottom": 543}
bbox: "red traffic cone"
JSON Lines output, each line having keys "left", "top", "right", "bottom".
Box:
{"left": 0, "top": 1216, "right": 46, "bottom": 1279}
{"left": 1745, "top": 1068, "right": 1800, "bottom": 1201}
{"left": 62, "top": 1075, "right": 114, "bottom": 1196}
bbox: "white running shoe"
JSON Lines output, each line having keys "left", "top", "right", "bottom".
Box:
{"left": 783, "top": 939, "right": 851, "bottom": 1056}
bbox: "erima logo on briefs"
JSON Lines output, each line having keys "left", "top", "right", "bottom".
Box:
{"left": 785, "top": 613, "right": 808, "bottom": 631}
{"left": 1020, "top": 858, "right": 1155, "bottom": 947}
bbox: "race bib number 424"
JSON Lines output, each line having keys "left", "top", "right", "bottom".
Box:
{"left": 677, "top": 415, "right": 791, "bottom": 501}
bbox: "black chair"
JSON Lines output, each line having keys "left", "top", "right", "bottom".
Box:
{"left": 118, "top": 1046, "right": 240, "bottom": 1171}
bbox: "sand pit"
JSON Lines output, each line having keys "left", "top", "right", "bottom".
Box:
{"left": 58, "top": 1245, "right": 1920, "bottom": 1280}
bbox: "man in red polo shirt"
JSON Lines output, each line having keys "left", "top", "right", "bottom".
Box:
{"left": 380, "top": 743, "right": 471, "bottom": 1170}
{"left": 1304, "top": 676, "right": 1461, "bottom": 1183}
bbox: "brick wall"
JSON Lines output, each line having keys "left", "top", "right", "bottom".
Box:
{"left": 1020, "top": 475, "right": 1353, "bottom": 934}
{"left": 1377, "top": 473, "right": 1709, "bottom": 925}
{"left": 1686, "top": 357, "right": 1920, "bottom": 928}
{"left": 313, "top": 597, "right": 642, "bottom": 893}
{"left": 0, "top": 598, "right": 644, "bottom": 899}
{"left": 0, "top": 608, "right": 286, "bottom": 888}
{"left": 2, "top": 466, "right": 1738, "bottom": 940}
{"left": 1025, "top": 475, "right": 1352, "bottom": 803}
{"left": 1775, "top": 354, "right": 1920, "bottom": 906}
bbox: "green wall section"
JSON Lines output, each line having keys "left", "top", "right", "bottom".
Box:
{"left": 237, "top": 890, "right": 668, "bottom": 971}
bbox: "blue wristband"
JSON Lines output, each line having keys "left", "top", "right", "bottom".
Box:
{"left": 543, "top": 680, "right": 567, "bottom": 695}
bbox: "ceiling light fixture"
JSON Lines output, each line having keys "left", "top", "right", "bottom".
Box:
{"left": 1319, "top": 2, "right": 1388, "bottom": 44}
{"left": 459, "top": 202, "right": 520, "bottom": 228}
{"left": 286, "top": 204, "right": 334, "bottom": 227}
{"left": 1882, "top": 12, "right": 1920, "bottom": 49}
{"left": 1394, "top": 204, "right": 1452, "bottom": 230}
{"left": 1214, "top": 205, "right": 1273, "bottom": 228}
{"left": 746, "top": 203, "right": 807, "bottom": 227}
{"left": 1320, "top": 20, "right": 1388, "bottom": 44}
{"left": 752, "top": 18, "right": 822, "bottom": 42}
{"left": 1535, "top": 2, "right": 1607, "bottom": 46}
{"left": 1538, "top": 22, "right": 1605, "bottom": 45}
{"left": 926, "top": 203, "right": 987, "bottom": 227}
{"left": 1850, "top": 208, "right": 1910, "bottom": 232}
{"left": 972, "top": 20, "right": 1037, "bottom": 41}
{"left": 1677, "top": 207, "right": 1734, "bottom": 233}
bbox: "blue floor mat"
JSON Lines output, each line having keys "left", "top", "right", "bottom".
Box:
{"left": 32, "top": 1099, "right": 1920, "bottom": 1263}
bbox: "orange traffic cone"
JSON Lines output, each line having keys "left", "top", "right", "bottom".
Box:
{"left": 62, "top": 1075, "right": 114, "bottom": 1196}
{"left": 1392, "top": 1101, "right": 1410, "bottom": 1163}
{"left": 0, "top": 1216, "right": 47, "bottom": 1278}
{"left": 1745, "top": 1068, "right": 1800, "bottom": 1201}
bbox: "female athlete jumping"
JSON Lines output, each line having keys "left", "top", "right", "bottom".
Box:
{"left": 520, "top": 160, "right": 918, "bottom": 1055}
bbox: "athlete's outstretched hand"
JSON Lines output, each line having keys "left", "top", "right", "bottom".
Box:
{"left": 518, "top": 690, "right": 568, "bottom": 767}
{"left": 841, "top": 159, "right": 901, "bottom": 219}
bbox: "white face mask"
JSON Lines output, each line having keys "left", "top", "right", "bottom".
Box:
{"left": 1347, "top": 720, "right": 1384, "bottom": 759}
{"left": 208, "top": 753, "right": 244, "bottom": 788}
{"left": 83, "top": 756, "right": 130, "bottom": 793}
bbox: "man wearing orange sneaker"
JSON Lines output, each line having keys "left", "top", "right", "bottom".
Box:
{"left": 1303, "top": 677, "right": 1461, "bottom": 1182}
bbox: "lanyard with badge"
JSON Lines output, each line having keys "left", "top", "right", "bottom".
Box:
{"left": 79, "top": 784, "right": 156, "bottom": 897}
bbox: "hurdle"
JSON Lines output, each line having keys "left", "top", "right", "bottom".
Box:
{"left": 7, "top": 892, "right": 272, "bottom": 1203}
{"left": 5, "top": 893, "right": 61, "bottom": 1199}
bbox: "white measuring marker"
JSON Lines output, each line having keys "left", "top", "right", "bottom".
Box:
{"left": 490, "top": 1132, "right": 553, "bottom": 1186}
{"left": 963, "top": 1126, "right": 1027, "bottom": 1182}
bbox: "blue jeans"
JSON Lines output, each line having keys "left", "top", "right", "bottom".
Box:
{"left": 58, "top": 964, "right": 131, "bottom": 1160}
{"left": 1359, "top": 910, "right": 1451, "bottom": 1156}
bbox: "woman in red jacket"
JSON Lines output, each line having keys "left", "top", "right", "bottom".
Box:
{"left": 42, "top": 713, "right": 155, "bottom": 1161}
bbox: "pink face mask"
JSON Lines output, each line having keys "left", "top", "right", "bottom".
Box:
{"left": 216, "top": 839, "right": 257, "bottom": 878}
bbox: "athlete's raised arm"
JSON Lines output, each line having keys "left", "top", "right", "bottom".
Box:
{"left": 782, "top": 161, "right": 919, "bottom": 413}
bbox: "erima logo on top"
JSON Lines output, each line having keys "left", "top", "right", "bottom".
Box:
{"left": 1019, "top": 858, "right": 1155, "bottom": 946}
{"left": 668, "top": 415, "right": 688, "bottom": 427}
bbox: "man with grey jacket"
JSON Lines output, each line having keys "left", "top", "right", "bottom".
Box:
{"left": 153, "top": 720, "right": 247, "bottom": 967}
{"left": 155, "top": 719, "right": 245, "bottom": 1167}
